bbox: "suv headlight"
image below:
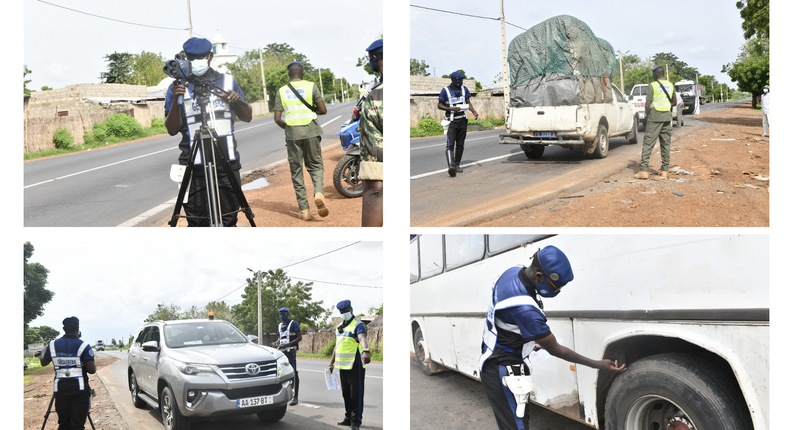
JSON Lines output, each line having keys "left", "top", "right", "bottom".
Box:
{"left": 277, "top": 355, "right": 291, "bottom": 377}
{"left": 173, "top": 360, "right": 216, "bottom": 376}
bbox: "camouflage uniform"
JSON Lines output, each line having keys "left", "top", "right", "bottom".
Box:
{"left": 359, "top": 83, "right": 383, "bottom": 181}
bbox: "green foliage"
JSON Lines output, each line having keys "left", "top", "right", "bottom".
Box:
{"left": 24, "top": 65, "right": 32, "bottom": 95}
{"left": 737, "top": 0, "right": 769, "bottom": 40}
{"left": 105, "top": 113, "right": 144, "bottom": 139}
{"left": 100, "top": 51, "right": 134, "bottom": 83}
{"left": 410, "top": 58, "right": 430, "bottom": 76}
{"left": 40, "top": 86, "right": 52, "bottom": 91}
{"left": 53, "top": 127, "right": 75, "bottom": 149}
{"left": 652, "top": 52, "right": 699, "bottom": 83}
{"left": 366, "top": 304, "right": 383, "bottom": 316}
{"left": 24, "top": 242, "right": 54, "bottom": 327}
{"left": 623, "top": 66, "right": 653, "bottom": 94}
{"left": 321, "top": 339, "right": 336, "bottom": 356}
{"left": 724, "top": 37, "right": 770, "bottom": 108}
{"left": 151, "top": 118, "right": 166, "bottom": 133}
{"left": 145, "top": 302, "right": 182, "bottom": 322}
{"left": 467, "top": 117, "right": 506, "bottom": 130}
{"left": 410, "top": 116, "right": 444, "bottom": 138}
{"left": 130, "top": 51, "right": 167, "bottom": 86}
{"left": 370, "top": 343, "right": 383, "bottom": 361}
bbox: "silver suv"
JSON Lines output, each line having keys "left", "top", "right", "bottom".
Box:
{"left": 127, "top": 319, "right": 294, "bottom": 430}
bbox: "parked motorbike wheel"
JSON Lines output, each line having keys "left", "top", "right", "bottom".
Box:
{"left": 333, "top": 154, "right": 364, "bottom": 198}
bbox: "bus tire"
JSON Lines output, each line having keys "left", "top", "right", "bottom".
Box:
{"left": 592, "top": 123, "right": 609, "bottom": 158}
{"left": 413, "top": 327, "right": 434, "bottom": 376}
{"left": 604, "top": 353, "right": 752, "bottom": 430}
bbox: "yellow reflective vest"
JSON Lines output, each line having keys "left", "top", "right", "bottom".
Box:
{"left": 335, "top": 318, "right": 366, "bottom": 370}
{"left": 279, "top": 80, "right": 318, "bottom": 126}
{"left": 650, "top": 80, "right": 674, "bottom": 112}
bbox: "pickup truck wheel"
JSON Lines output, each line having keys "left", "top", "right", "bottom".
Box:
{"left": 519, "top": 144, "right": 545, "bottom": 159}
{"left": 592, "top": 124, "right": 609, "bottom": 158}
{"left": 160, "top": 386, "right": 190, "bottom": 430}
{"left": 257, "top": 405, "right": 287, "bottom": 422}
{"left": 604, "top": 353, "right": 752, "bottom": 430}
{"left": 129, "top": 372, "right": 146, "bottom": 409}
{"left": 628, "top": 118, "right": 639, "bottom": 144}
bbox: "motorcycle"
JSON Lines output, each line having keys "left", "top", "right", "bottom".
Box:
{"left": 332, "top": 89, "right": 372, "bottom": 198}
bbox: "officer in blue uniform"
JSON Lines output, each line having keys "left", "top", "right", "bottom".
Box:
{"left": 40, "top": 317, "right": 97, "bottom": 430}
{"left": 275, "top": 307, "right": 302, "bottom": 405}
{"left": 479, "top": 247, "right": 627, "bottom": 430}
{"left": 438, "top": 71, "right": 478, "bottom": 177}
{"left": 165, "top": 37, "right": 252, "bottom": 226}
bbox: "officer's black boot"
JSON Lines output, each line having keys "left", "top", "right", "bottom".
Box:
{"left": 446, "top": 149, "right": 456, "bottom": 177}
{"left": 454, "top": 147, "right": 465, "bottom": 173}
{"left": 290, "top": 395, "right": 298, "bottom": 406}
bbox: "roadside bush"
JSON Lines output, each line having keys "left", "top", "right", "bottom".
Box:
{"left": 92, "top": 122, "right": 109, "bottom": 143}
{"left": 468, "top": 116, "right": 506, "bottom": 130}
{"left": 151, "top": 118, "right": 165, "bottom": 129}
{"left": 320, "top": 339, "right": 336, "bottom": 357}
{"left": 52, "top": 127, "right": 74, "bottom": 149}
{"left": 105, "top": 113, "right": 144, "bottom": 139}
{"left": 410, "top": 116, "right": 444, "bottom": 138}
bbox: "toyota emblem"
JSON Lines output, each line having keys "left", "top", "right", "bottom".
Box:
{"left": 245, "top": 363, "right": 260, "bottom": 375}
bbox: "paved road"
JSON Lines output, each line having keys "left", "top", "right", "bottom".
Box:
{"left": 410, "top": 360, "right": 591, "bottom": 429}
{"left": 410, "top": 100, "right": 743, "bottom": 226}
{"left": 24, "top": 102, "right": 354, "bottom": 227}
{"left": 97, "top": 351, "right": 383, "bottom": 429}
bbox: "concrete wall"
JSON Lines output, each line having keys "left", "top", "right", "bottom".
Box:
{"left": 411, "top": 76, "right": 477, "bottom": 94}
{"left": 24, "top": 109, "right": 134, "bottom": 153}
{"left": 26, "top": 83, "right": 147, "bottom": 117}
{"left": 250, "top": 100, "right": 269, "bottom": 117}
{"left": 410, "top": 93, "right": 506, "bottom": 127}
{"left": 298, "top": 326, "right": 384, "bottom": 355}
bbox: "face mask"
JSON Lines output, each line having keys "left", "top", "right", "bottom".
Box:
{"left": 453, "top": 80, "right": 463, "bottom": 89}
{"left": 280, "top": 315, "right": 288, "bottom": 321}
{"left": 369, "top": 54, "right": 378, "bottom": 73}
{"left": 535, "top": 274, "right": 561, "bottom": 298}
{"left": 763, "top": 89, "right": 768, "bottom": 94}
{"left": 191, "top": 59, "right": 209, "bottom": 76}
{"left": 341, "top": 312, "right": 353, "bottom": 321}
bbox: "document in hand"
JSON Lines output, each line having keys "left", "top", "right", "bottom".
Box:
{"left": 325, "top": 368, "right": 341, "bottom": 390}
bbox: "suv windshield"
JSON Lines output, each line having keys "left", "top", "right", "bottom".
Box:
{"left": 676, "top": 84, "right": 694, "bottom": 93}
{"left": 164, "top": 322, "right": 249, "bottom": 348}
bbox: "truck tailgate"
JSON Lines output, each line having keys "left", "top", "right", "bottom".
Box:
{"left": 507, "top": 106, "right": 580, "bottom": 132}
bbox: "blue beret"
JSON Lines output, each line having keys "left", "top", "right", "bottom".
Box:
{"left": 183, "top": 37, "right": 212, "bottom": 57}
{"left": 450, "top": 71, "right": 464, "bottom": 80}
{"left": 62, "top": 316, "right": 79, "bottom": 327}
{"left": 336, "top": 300, "right": 352, "bottom": 311}
{"left": 652, "top": 65, "right": 664, "bottom": 71}
{"left": 279, "top": 307, "right": 289, "bottom": 313}
{"left": 366, "top": 39, "right": 383, "bottom": 53}
{"left": 537, "top": 246, "right": 574, "bottom": 287}
{"left": 287, "top": 61, "right": 303, "bottom": 70}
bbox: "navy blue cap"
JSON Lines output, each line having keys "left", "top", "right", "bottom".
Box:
{"left": 336, "top": 300, "right": 352, "bottom": 311}
{"left": 450, "top": 71, "right": 464, "bottom": 80}
{"left": 287, "top": 61, "right": 303, "bottom": 70}
{"left": 536, "top": 246, "right": 574, "bottom": 287}
{"left": 652, "top": 65, "right": 664, "bottom": 71}
{"left": 62, "top": 316, "right": 79, "bottom": 328}
{"left": 366, "top": 39, "right": 383, "bottom": 53}
{"left": 183, "top": 37, "right": 212, "bottom": 57}
{"left": 279, "top": 307, "right": 289, "bottom": 313}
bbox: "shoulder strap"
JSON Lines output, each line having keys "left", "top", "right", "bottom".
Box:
{"left": 656, "top": 79, "right": 672, "bottom": 102}
{"left": 287, "top": 82, "right": 318, "bottom": 112}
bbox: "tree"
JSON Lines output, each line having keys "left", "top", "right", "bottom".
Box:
{"left": 100, "top": 52, "right": 134, "bottom": 84}
{"left": 231, "top": 269, "right": 329, "bottom": 335}
{"left": 623, "top": 66, "right": 653, "bottom": 94}
{"left": 736, "top": 0, "right": 769, "bottom": 40}
{"left": 410, "top": 58, "right": 430, "bottom": 76}
{"left": 206, "top": 300, "right": 234, "bottom": 323}
{"left": 367, "top": 304, "right": 383, "bottom": 316}
{"left": 263, "top": 43, "right": 314, "bottom": 73}
{"left": 36, "top": 326, "right": 60, "bottom": 343}
{"left": 24, "top": 242, "right": 54, "bottom": 327}
{"left": 24, "top": 65, "right": 33, "bottom": 95}
{"left": 145, "top": 302, "right": 183, "bottom": 322}
{"left": 651, "top": 52, "right": 699, "bottom": 83}
{"left": 130, "top": 51, "right": 167, "bottom": 86}
{"left": 40, "top": 86, "right": 52, "bottom": 91}
{"left": 723, "top": 38, "right": 769, "bottom": 108}
{"left": 111, "top": 338, "right": 117, "bottom": 347}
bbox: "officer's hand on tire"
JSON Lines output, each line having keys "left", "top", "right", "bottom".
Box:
{"left": 598, "top": 359, "right": 627, "bottom": 373}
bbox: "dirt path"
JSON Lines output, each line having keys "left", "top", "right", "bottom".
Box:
{"left": 24, "top": 357, "right": 129, "bottom": 430}
{"left": 166, "top": 145, "right": 363, "bottom": 227}
{"left": 474, "top": 104, "right": 769, "bottom": 227}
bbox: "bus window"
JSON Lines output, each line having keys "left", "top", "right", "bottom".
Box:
{"left": 410, "top": 238, "right": 420, "bottom": 284}
{"left": 419, "top": 235, "right": 444, "bottom": 280}
{"left": 488, "top": 235, "right": 550, "bottom": 256}
{"left": 445, "top": 235, "right": 485, "bottom": 271}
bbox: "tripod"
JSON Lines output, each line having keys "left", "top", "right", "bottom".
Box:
{"left": 169, "top": 80, "right": 256, "bottom": 227}
{"left": 41, "top": 391, "right": 96, "bottom": 430}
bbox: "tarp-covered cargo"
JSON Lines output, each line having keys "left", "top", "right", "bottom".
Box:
{"left": 508, "top": 15, "right": 617, "bottom": 108}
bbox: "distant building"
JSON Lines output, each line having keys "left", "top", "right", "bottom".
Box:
{"left": 211, "top": 31, "right": 237, "bottom": 74}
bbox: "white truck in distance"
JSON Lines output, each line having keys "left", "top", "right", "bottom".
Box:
{"left": 628, "top": 84, "right": 684, "bottom": 127}
{"left": 499, "top": 84, "right": 638, "bottom": 160}
{"left": 675, "top": 80, "right": 706, "bottom": 114}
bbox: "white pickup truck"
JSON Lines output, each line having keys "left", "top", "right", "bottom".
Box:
{"left": 628, "top": 83, "right": 684, "bottom": 127}
{"left": 500, "top": 84, "right": 638, "bottom": 159}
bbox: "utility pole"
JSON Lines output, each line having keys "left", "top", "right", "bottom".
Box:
{"left": 186, "top": 0, "right": 193, "bottom": 38}
{"left": 617, "top": 49, "right": 629, "bottom": 91}
{"left": 499, "top": 0, "right": 510, "bottom": 114}
{"left": 258, "top": 48, "right": 268, "bottom": 104}
{"left": 318, "top": 68, "right": 324, "bottom": 98}
{"left": 247, "top": 268, "right": 264, "bottom": 345}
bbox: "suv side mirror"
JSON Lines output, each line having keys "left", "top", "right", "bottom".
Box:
{"left": 141, "top": 340, "right": 160, "bottom": 352}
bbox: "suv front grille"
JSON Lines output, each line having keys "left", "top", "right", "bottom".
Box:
{"left": 217, "top": 360, "right": 277, "bottom": 380}
{"left": 221, "top": 384, "right": 283, "bottom": 400}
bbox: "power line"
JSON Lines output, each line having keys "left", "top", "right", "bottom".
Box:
{"left": 280, "top": 242, "right": 360, "bottom": 269}
{"left": 410, "top": 4, "right": 527, "bottom": 31}
{"left": 37, "top": 0, "right": 188, "bottom": 31}
{"left": 290, "top": 277, "right": 382, "bottom": 289}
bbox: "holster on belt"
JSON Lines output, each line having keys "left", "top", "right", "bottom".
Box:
{"left": 501, "top": 364, "right": 533, "bottom": 418}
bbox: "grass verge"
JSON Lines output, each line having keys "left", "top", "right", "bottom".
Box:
{"left": 24, "top": 126, "right": 168, "bottom": 161}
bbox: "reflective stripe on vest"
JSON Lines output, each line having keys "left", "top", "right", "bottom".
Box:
{"left": 335, "top": 318, "right": 366, "bottom": 370}
{"left": 279, "top": 320, "right": 296, "bottom": 351}
{"left": 50, "top": 339, "right": 89, "bottom": 392}
{"left": 280, "top": 81, "right": 318, "bottom": 126}
{"left": 444, "top": 86, "right": 467, "bottom": 120}
{"left": 478, "top": 266, "right": 545, "bottom": 374}
{"left": 651, "top": 80, "right": 673, "bottom": 112}
{"left": 183, "top": 74, "right": 236, "bottom": 165}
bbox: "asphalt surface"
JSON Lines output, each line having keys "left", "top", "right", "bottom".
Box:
{"left": 410, "top": 100, "right": 742, "bottom": 226}
{"left": 97, "top": 351, "right": 383, "bottom": 430}
{"left": 24, "top": 102, "right": 355, "bottom": 227}
{"left": 410, "top": 360, "right": 592, "bottom": 429}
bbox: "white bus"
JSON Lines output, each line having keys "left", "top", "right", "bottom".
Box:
{"left": 410, "top": 234, "right": 768, "bottom": 430}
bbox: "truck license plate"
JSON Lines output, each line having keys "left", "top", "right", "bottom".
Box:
{"left": 533, "top": 131, "right": 556, "bottom": 138}
{"left": 236, "top": 396, "right": 274, "bottom": 408}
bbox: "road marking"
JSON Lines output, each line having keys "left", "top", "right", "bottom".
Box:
{"left": 25, "top": 147, "right": 178, "bottom": 189}
{"left": 116, "top": 198, "right": 177, "bottom": 227}
{"left": 294, "top": 402, "right": 322, "bottom": 408}
{"left": 410, "top": 152, "right": 515, "bottom": 180}
{"left": 300, "top": 368, "right": 383, "bottom": 379}
{"left": 234, "top": 121, "right": 275, "bottom": 133}
{"left": 411, "top": 135, "right": 497, "bottom": 151}
{"left": 322, "top": 115, "right": 343, "bottom": 127}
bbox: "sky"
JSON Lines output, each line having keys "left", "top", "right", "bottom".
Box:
{"left": 23, "top": 237, "right": 383, "bottom": 346}
{"left": 24, "top": 0, "right": 383, "bottom": 90}
{"left": 410, "top": 0, "right": 753, "bottom": 87}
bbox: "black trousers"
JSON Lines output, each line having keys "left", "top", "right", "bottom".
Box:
{"left": 480, "top": 360, "right": 531, "bottom": 430}
{"left": 184, "top": 170, "right": 241, "bottom": 227}
{"left": 55, "top": 390, "right": 90, "bottom": 430}
{"left": 445, "top": 118, "right": 468, "bottom": 151}
{"left": 339, "top": 359, "right": 366, "bottom": 427}
{"left": 284, "top": 348, "right": 299, "bottom": 397}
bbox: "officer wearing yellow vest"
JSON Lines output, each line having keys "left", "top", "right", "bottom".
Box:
{"left": 274, "top": 62, "right": 329, "bottom": 221}
{"left": 39, "top": 317, "right": 97, "bottom": 430}
{"left": 328, "top": 300, "right": 370, "bottom": 430}
{"left": 635, "top": 65, "right": 677, "bottom": 180}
